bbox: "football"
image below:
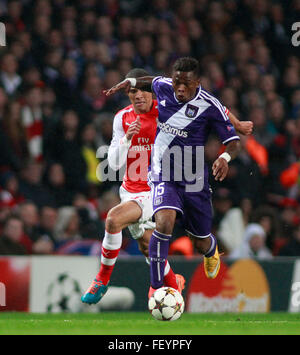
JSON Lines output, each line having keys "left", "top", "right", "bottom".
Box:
{"left": 148, "top": 287, "right": 185, "bottom": 321}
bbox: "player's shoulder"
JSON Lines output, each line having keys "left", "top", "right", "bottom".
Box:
{"left": 152, "top": 76, "right": 173, "bottom": 90}
{"left": 198, "top": 88, "right": 229, "bottom": 121}
{"left": 199, "top": 88, "right": 218, "bottom": 101}
{"left": 153, "top": 76, "right": 172, "bottom": 84}
{"left": 114, "top": 104, "right": 135, "bottom": 120}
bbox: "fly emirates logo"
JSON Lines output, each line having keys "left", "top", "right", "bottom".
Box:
{"left": 130, "top": 137, "right": 152, "bottom": 152}
{"left": 158, "top": 122, "right": 188, "bottom": 138}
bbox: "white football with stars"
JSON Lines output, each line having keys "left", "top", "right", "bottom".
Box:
{"left": 148, "top": 287, "right": 184, "bottom": 321}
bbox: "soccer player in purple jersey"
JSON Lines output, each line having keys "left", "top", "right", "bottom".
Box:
{"left": 105, "top": 57, "right": 242, "bottom": 295}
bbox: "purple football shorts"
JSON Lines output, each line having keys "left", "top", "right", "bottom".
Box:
{"left": 152, "top": 181, "right": 213, "bottom": 238}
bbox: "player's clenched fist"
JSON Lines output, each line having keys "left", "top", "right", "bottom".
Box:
{"left": 126, "top": 116, "right": 141, "bottom": 140}
{"left": 236, "top": 120, "right": 253, "bottom": 136}
{"left": 212, "top": 157, "right": 229, "bottom": 181}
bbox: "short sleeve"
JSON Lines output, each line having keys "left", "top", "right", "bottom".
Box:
{"left": 209, "top": 105, "right": 240, "bottom": 144}
{"left": 151, "top": 76, "right": 173, "bottom": 99}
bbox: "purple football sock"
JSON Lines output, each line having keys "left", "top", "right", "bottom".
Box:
{"left": 204, "top": 234, "right": 217, "bottom": 257}
{"left": 149, "top": 230, "right": 172, "bottom": 289}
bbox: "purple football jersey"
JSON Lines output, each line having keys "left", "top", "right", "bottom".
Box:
{"left": 150, "top": 76, "right": 240, "bottom": 189}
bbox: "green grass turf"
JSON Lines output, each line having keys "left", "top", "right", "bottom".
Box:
{"left": 0, "top": 312, "right": 300, "bottom": 335}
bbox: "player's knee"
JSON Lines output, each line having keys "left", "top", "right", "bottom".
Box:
{"left": 105, "top": 210, "right": 119, "bottom": 233}
{"left": 154, "top": 210, "right": 176, "bottom": 235}
{"left": 155, "top": 219, "right": 174, "bottom": 235}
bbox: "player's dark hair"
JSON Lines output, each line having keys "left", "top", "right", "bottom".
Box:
{"left": 172, "top": 57, "right": 200, "bottom": 78}
{"left": 126, "top": 68, "right": 152, "bottom": 92}
{"left": 126, "top": 68, "right": 149, "bottom": 79}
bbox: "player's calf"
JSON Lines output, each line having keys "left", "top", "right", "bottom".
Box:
{"left": 149, "top": 230, "right": 172, "bottom": 289}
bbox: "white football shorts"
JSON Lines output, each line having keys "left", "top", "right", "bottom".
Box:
{"left": 119, "top": 186, "right": 155, "bottom": 239}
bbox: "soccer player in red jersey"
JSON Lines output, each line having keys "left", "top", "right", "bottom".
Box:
{"left": 81, "top": 69, "right": 185, "bottom": 304}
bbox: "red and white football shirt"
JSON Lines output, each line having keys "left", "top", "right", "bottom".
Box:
{"left": 108, "top": 100, "right": 158, "bottom": 193}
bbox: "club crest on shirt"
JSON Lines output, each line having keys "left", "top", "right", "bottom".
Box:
{"left": 185, "top": 104, "right": 199, "bottom": 118}
{"left": 154, "top": 196, "right": 163, "bottom": 206}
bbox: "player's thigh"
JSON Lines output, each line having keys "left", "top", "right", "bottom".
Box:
{"left": 183, "top": 189, "right": 213, "bottom": 239}
{"left": 152, "top": 181, "right": 184, "bottom": 216}
{"left": 106, "top": 201, "right": 142, "bottom": 231}
{"left": 119, "top": 186, "right": 153, "bottom": 222}
{"left": 152, "top": 181, "right": 183, "bottom": 235}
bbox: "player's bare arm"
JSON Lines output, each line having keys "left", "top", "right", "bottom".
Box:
{"left": 212, "top": 140, "right": 240, "bottom": 182}
{"left": 104, "top": 76, "right": 155, "bottom": 96}
{"left": 227, "top": 111, "right": 253, "bottom": 136}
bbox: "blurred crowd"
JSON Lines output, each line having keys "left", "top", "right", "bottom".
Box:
{"left": 0, "top": 0, "right": 300, "bottom": 258}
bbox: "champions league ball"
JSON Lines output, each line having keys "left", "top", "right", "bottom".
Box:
{"left": 148, "top": 287, "right": 185, "bottom": 321}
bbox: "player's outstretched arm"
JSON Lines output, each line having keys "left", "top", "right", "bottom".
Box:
{"left": 227, "top": 111, "right": 253, "bottom": 136}
{"left": 104, "top": 76, "right": 155, "bottom": 96}
{"left": 212, "top": 140, "right": 240, "bottom": 182}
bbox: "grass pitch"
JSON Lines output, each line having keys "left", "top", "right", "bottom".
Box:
{"left": 1, "top": 312, "right": 300, "bottom": 335}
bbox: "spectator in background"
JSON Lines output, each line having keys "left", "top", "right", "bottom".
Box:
{"left": 251, "top": 205, "right": 282, "bottom": 254}
{"left": 281, "top": 66, "right": 300, "bottom": 104}
{"left": 249, "top": 107, "right": 274, "bottom": 148}
{"left": 0, "top": 52, "right": 22, "bottom": 98}
{"left": 217, "top": 197, "right": 252, "bottom": 255}
{"left": 259, "top": 74, "right": 278, "bottom": 103}
{"left": 4, "top": 0, "right": 25, "bottom": 34}
{"left": 42, "top": 86, "right": 62, "bottom": 143}
{"left": 19, "top": 160, "right": 54, "bottom": 208}
{"left": 34, "top": 205, "right": 56, "bottom": 254}
{"left": 45, "top": 110, "right": 87, "bottom": 193}
{"left": 0, "top": 170, "right": 24, "bottom": 209}
{"left": 1, "top": 100, "right": 29, "bottom": 169}
{"left": 44, "top": 163, "right": 74, "bottom": 207}
{"left": 42, "top": 49, "right": 63, "bottom": 85}
{"left": 21, "top": 85, "right": 44, "bottom": 162}
{"left": 230, "top": 223, "right": 273, "bottom": 260}
{"left": 21, "top": 66, "right": 44, "bottom": 89}
{"left": 267, "top": 98, "right": 286, "bottom": 135}
{"left": 95, "top": 116, "right": 114, "bottom": 146}
{"left": 103, "top": 69, "right": 128, "bottom": 112}
{"left": 18, "top": 200, "right": 40, "bottom": 243}
{"left": 81, "top": 123, "right": 101, "bottom": 187}
{"left": 0, "top": 216, "right": 29, "bottom": 255}
{"left": 290, "top": 89, "right": 300, "bottom": 119}
{"left": 54, "top": 58, "right": 80, "bottom": 110}
{"left": 72, "top": 193, "right": 105, "bottom": 240}
{"left": 225, "top": 135, "right": 266, "bottom": 205}
{"left": 54, "top": 206, "right": 82, "bottom": 245}
{"left": 78, "top": 75, "right": 107, "bottom": 121}
{"left": 0, "top": 87, "right": 8, "bottom": 120}
{"left": 220, "top": 87, "right": 238, "bottom": 112}
{"left": 279, "top": 202, "right": 300, "bottom": 241}
{"left": 98, "top": 189, "right": 120, "bottom": 223}
{"left": 279, "top": 224, "right": 300, "bottom": 257}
